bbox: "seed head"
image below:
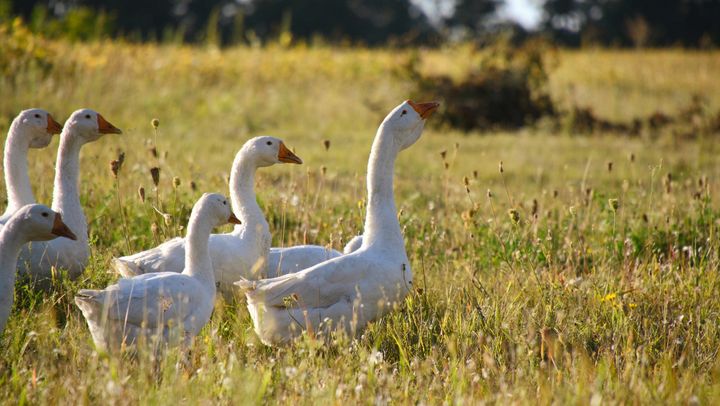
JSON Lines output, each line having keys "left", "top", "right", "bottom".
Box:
{"left": 487, "top": 189, "right": 493, "bottom": 198}
{"left": 507, "top": 208, "right": 520, "bottom": 224}
{"left": 149, "top": 146, "right": 158, "bottom": 158}
{"left": 321, "top": 166, "right": 327, "bottom": 176}
{"left": 629, "top": 153, "right": 635, "bottom": 163}
{"left": 531, "top": 199, "right": 538, "bottom": 216}
{"left": 473, "top": 170, "right": 478, "bottom": 179}
{"left": 110, "top": 160, "right": 121, "bottom": 178}
{"left": 323, "top": 140, "right": 330, "bottom": 151}
{"left": 150, "top": 167, "right": 161, "bottom": 186}
{"left": 440, "top": 150, "right": 447, "bottom": 160}
{"left": 151, "top": 118, "right": 160, "bottom": 129}
{"left": 190, "top": 181, "right": 197, "bottom": 191}
{"left": 607, "top": 161, "right": 613, "bottom": 172}
{"left": 173, "top": 176, "right": 181, "bottom": 188}
{"left": 499, "top": 161, "right": 504, "bottom": 174}
{"left": 138, "top": 186, "right": 146, "bottom": 203}
{"left": 608, "top": 198, "right": 619, "bottom": 212}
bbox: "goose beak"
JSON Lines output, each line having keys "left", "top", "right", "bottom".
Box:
{"left": 408, "top": 100, "right": 440, "bottom": 120}
{"left": 228, "top": 213, "right": 242, "bottom": 225}
{"left": 52, "top": 213, "right": 77, "bottom": 240}
{"left": 46, "top": 114, "right": 63, "bottom": 134}
{"left": 278, "top": 142, "right": 303, "bottom": 164}
{"left": 97, "top": 114, "right": 122, "bottom": 134}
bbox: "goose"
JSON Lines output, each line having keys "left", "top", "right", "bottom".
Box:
{"left": 17, "top": 109, "right": 121, "bottom": 283}
{"left": 112, "top": 136, "right": 304, "bottom": 295}
{"left": 0, "top": 204, "right": 76, "bottom": 333}
{"left": 0, "top": 109, "right": 63, "bottom": 225}
{"left": 75, "top": 193, "right": 240, "bottom": 351}
{"left": 235, "top": 100, "right": 439, "bottom": 345}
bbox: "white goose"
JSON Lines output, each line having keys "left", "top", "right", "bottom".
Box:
{"left": 0, "top": 204, "right": 76, "bottom": 333}
{"left": 0, "top": 109, "right": 63, "bottom": 225}
{"left": 75, "top": 193, "right": 239, "bottom": 351}
{"left": 17, "top": 109, "right": 121, "bottom": 283}
{"left": 236, "top": 100, "right": 439, "bottom": 345}
{"left": 112, "top": 136, "right": 303, "bottom": 295}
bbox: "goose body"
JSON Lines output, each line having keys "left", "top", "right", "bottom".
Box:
{"left": 0, "top": 109, "right": 62, "bottom": 225}
{"left": 16, "top": 109, "right": 121, "bottom": 283}
{"left": 75, "top": 193, "right": 238, "bottom": 351}
{"left": 113, "top": 137, "right": 303, "bottom": 296}
{"left": 0, "top": 204, "right": 76, "bottom": 333}
{"left": 236, "top": 100, "right": 439, "bottom": 345}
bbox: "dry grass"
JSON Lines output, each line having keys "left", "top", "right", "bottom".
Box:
{"left": 1, "top": 35, "right": 720, "bottom": 403}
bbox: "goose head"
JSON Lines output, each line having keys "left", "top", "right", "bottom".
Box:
{"left": 10, "top": 204, "right": 77, "bottom": 242}
{"left": 13, "top": 108, "right": 63, "bottom": 148}
{"left": 196, "top": 193, "right": 242, "bottom": 228}
{"left": 64, "top": 109, "right": 122, "bottom": 144}
{"left": 381, "top": 100, "right": 439, "bottom": 151}
{"left": 243, "top": 136, "right": 303, "bottom": 167}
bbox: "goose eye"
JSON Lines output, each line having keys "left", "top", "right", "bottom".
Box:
{"left": 401, "top": 110, "right": 407, "bottom": 116}
{"left": 34, "top": 113, "right": 41, "bottom": 118}
{"left": 266, "top": 141, "right": 272, "bottom": 145}
{"left": 85, "top": 114, "right": 91, "bottom": 119}
{"left": 41, "top": 212, "right": 49, "bottom": 217}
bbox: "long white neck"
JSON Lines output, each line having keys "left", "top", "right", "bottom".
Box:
{"left": 51, "top": 130, "right": 87, "bottom": 243}
{"left": 183, "top": 208, "right": 216, "bottom": 290}
{"left": 362, "top": 124, "right": 404, "bottom": 249}
{"left": 0, "top": 220, "right": 28, "bottom": 331}
{"left": 229, "top": 149, "right": 268, "bottom": 235}
{"left": 3, "top": 121, "right": 35, "bottom": 213}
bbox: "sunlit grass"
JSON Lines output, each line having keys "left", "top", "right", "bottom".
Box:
{"left": 1, "top": 37, "right": 720, "bottom": 403}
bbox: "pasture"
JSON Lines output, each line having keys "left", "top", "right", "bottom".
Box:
{"left": 1, "top": 36, "right": 720, "bottom": 403}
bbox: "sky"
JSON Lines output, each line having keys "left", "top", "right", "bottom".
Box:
{"left": 412, "top": 0, "right": 543, "bottom": 30}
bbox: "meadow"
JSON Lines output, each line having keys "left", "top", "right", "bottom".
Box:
{"left": 1, "top": 27, "right": 720, "bottom": 403}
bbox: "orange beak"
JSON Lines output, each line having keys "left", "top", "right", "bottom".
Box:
{"left": 97, "top": 114, "right": 122, "bottom": 134}
{"left": 278, "top": 142, "right": 303, "bottom": 164}
{"left": 407, "top": 100, "right": 440, "bottom": 119}
{"left": 228, "top": 213, "right": 242, "bottom": 225}
{"left": 46, "top": 114, "right": 63, "bottom": 134}
{"left": 51, "top": 213, "right": 77, "bottom": 240}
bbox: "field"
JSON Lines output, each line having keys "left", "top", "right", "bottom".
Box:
{"left": 2, "top": 32, "right": 720, "bottom": 403}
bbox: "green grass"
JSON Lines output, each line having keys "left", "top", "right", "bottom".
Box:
{"left": 1, "top": 36, "right": 720, "bottom": 403}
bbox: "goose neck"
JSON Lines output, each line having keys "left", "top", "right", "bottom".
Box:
{"left": 229, "top": 151, "right": 266, "bottom": 229}
{"left": 3, "top": 123, "right": 34, "bottom": 212}
{"left": 183, "top": 210, "right": 216, "bottom": 289}
{"left": 363, "top": 125, "right": 403, "bottom": 248}
{"left": 51, "top": 132, "right": 87, "bottom": 241}
{"left": 0, "top": 222, "right": 26, "bottom": 325}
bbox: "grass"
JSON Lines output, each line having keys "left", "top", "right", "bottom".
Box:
{"left": 1, "top": 35, "right": 720, "bottom": 403}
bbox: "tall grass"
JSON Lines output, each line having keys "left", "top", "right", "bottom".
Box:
{"left": 1, "top": 35, "right": 720, "bottom": 403}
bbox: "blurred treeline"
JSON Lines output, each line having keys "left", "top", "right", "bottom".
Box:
{"left": 1, "top": 0, "right": 719, "bottom": 48}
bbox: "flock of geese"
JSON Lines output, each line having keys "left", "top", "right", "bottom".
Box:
{"left": 0, "top": 100, "right": 439, "bottom": 351}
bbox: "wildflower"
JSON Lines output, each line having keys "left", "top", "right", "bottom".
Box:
{"left": 150, "top": 167, "right": 161, "bottom": 187}
{"left": 138, "top": 186, "right": 146, "bottom": 203}
{"left": 601, "top": 292, "right": 617, "bottom": 302}
{"left": 151, "top": 118, "right": 160, "bottom": 129}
